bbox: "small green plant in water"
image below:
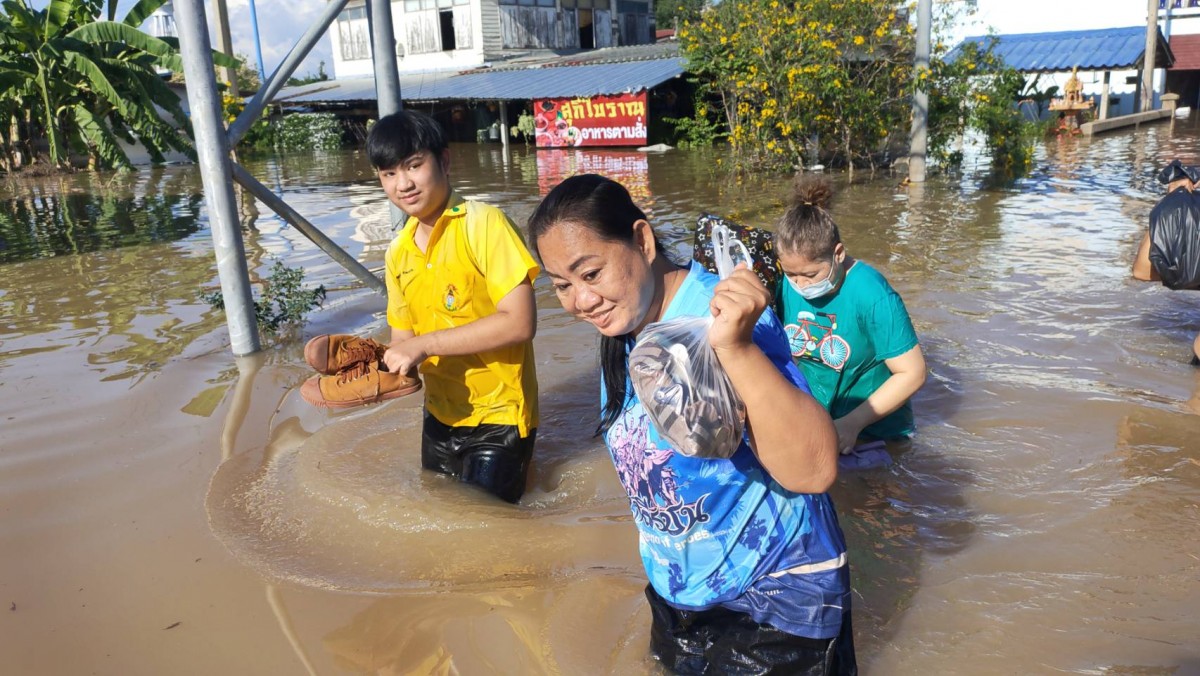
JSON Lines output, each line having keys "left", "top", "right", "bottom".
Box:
{"left": 202, "top": 260, "right": 326, "bottom": 335}
{"left": 511, "top": 111, "right": 536, "bottom": 145}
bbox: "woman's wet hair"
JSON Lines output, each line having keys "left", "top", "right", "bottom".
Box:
{"left": 774, "top": 175, "right": 841, "bottom": 260}
{"left": 366, "top": 110, "right": 448, "bottom": 170}
{"left": 527, "top": 174, "right": 662, "bottom": 436}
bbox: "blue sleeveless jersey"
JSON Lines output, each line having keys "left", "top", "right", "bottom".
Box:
{"left": 602, "top": 263, "right": 851, "bottom": 639}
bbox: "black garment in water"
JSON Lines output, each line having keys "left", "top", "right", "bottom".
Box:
{"left": 1149, "top": 187, "right": 1200, "bottom": 290}
{"left": 645, "top": 585, "right": 857, "bottom": 676}
{"left": 420, "top": 410, "right": 535, "bottom": 503}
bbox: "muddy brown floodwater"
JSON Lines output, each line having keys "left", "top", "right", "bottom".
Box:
{"left": 2, "top": 123, "right": 1199, "bottom": 675}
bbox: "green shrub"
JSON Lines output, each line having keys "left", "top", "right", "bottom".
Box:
{"left": 202, "top": 260, "right": 326, "bottom": 335}
{"left": 275, "top": 113, "right": 345, "bottom": 151}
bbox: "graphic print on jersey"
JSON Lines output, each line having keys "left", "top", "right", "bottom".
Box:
{"left": 606, "top": 409, "right": 711, "bottom": 536}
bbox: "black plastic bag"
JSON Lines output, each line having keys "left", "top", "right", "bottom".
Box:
{"left": 1148, "top": 188, "right": 1200, "bottom": 290}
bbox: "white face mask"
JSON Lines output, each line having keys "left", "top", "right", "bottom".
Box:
{"left": 787, "top": 257, "right": 842, "bottom": 300}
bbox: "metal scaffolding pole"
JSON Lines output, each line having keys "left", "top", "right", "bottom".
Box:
{"left": 366, "top": 0, "right": 405, "bottom": 226}
{"left": 368, "top": 0, "right": 403, "bottom": 116}
{"left": 908, "top": 0, "right": 932, "bottom": 184}
{"left": 230, "top": 165, "right": 387, "bottom": 296}
{"left": 175, "top": 0, "right": 260, "bottom": 355}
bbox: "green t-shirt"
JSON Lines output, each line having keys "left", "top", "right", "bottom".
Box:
{"left": 776, "top": 261, "right": 919, "bottom": 440}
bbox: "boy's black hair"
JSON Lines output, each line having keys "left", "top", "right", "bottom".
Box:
{"left": 367, "top": 110, "right": 449, "bottom": 170}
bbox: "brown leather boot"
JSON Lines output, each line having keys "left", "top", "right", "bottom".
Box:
{"left": 300, "top": 362, "right": 422, "bottom": 408}
{"left": 304, "top": 334, "right": 388, "bottom": 375}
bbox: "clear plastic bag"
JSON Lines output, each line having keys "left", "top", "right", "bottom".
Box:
{"left": 628, "top": 225, "right": 751, "bottom": 458}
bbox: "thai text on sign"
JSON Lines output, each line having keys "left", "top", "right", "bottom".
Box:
{"left": 534, "top": 93, "right": 648, "bottom": 147}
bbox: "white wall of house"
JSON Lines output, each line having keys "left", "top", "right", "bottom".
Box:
{"left": 1161, "top": 3, "right": 1200, "bottom": 37}
{"left": 328, "top": 0, "right": 653, "bottom": 78}
{"left": 330, "top": 0, "right": 488, "bottom": 78}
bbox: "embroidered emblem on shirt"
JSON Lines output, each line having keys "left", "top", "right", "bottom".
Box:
{"left": 443, "top": 284, "right": 460, "bottom": 312}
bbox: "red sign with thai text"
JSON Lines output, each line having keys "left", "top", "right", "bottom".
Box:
{"left": 533, "top": 93, "right": 648, "bottom": 148}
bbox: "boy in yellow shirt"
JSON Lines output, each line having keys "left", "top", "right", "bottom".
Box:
{"left": 301, "top": 111, "right": 539, "bottom": 503}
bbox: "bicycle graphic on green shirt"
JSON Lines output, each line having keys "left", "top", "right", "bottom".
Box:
{"left": 784, "top": 311, "right": 851, "bottom": 372}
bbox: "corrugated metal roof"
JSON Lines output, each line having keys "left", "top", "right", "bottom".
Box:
{"left": 953, "top": 26, "right": 1174, "bottom": 73}
{"left": 273, "top": 57, "right": 685, "bottom": 105}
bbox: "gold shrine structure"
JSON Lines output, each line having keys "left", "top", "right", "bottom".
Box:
{"left": 1049, "top": 67, "right": 1094, "bottom": 131}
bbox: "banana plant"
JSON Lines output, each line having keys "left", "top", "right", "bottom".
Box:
{"left": 0, "top": 0, "right": 235, "bottom": 170}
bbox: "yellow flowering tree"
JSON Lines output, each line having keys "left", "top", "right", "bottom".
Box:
{"left": 678, "top": 0, "right": 913, "bottom": 173}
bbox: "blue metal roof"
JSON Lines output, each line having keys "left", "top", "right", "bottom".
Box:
{"left": 274, "top": 57, "right": 685, "bottom": 104}
{"left": 952, "top": 26, "right": 1174, "bottom": 73}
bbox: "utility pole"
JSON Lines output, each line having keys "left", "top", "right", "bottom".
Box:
{"left": 908, "top": 0, "right": 932, "bottom": 183}
{"left": 1142, "top": 0, "right": 1158, "bottom": 112}
{"left": 211, "top": 0, "right": 240, "bottom": 99}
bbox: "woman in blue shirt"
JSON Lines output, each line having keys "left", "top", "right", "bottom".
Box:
{"left": 528, "top": 174, "right": 856, "bottom": 675}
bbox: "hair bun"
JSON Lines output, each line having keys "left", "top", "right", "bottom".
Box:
{"left": 791, "top": 175, "right": 834, "bottom": 209}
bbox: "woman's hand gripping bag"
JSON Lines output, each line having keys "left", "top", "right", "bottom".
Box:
{"left": 628, "top": 226, "right": 751, "bottom": 459}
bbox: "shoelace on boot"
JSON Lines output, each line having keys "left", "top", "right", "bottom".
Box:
{"left": 338, "top": 341, "right": 381, "bottom": 369}
{"left": 336, "top": 361, "right": 372, "bottom": 384}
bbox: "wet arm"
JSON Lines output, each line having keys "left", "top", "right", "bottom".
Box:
{"left": 833, "top": 345, "right": 926, "bottom": 452}
{"left": 719, "top": 345, "right": 839, "bottom": 493}
{"left": 710, "top": 270, "right": 838, "bottom": 492}
{"left": 1132, "top": 231, "right": 1160, "bottom": 282}
{"left": 384, "top": 281, "right": 536, "bottom": 373}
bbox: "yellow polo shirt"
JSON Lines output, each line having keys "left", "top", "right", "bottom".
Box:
{"left": 384, "top": 194, "right": 539, "bottom": 436}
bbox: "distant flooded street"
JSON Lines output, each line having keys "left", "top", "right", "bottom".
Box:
{"left": 2, "top": 122, "right": 1199, "bottom": 674}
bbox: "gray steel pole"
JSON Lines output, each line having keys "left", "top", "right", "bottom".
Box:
{"left": 368, "top": 0, "right": 403, "bottom": 116}
{"left": 366, "top": 0, "right": 405, "bottom": 228}
{"left": 908, "top": 0, "right": 932, "bottom": 184}
{"left": 228, "top": 0, "right": 351, "bottom": 147}
{"left": 175, "top": 0, "right": 260, "bottom": 355}
{"left": 1142, "top": 0, "right": 1158, "bottom": 113}
{"left": 230, "top": 165, "right": 388, "bottom": 296}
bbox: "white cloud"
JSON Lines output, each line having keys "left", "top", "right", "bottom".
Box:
{"left": 951, "top": 0, "right": 1148, "bottom": 41}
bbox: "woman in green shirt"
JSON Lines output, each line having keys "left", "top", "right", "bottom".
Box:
{"left": 773, "top": 176, "right": 926, "bottom": 458}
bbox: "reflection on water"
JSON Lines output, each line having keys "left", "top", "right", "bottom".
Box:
{"left": 321, "top": 574, "right": 654, "bottom": 675}
{"left": 3, "top": 125, "right": 1200, "bottom": 674}
{"left": 0, "top": 169, "right": 204, "bottom": 263}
